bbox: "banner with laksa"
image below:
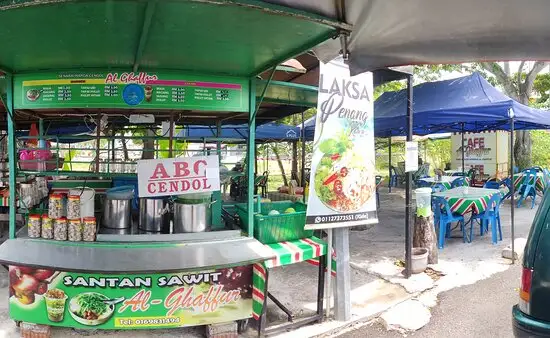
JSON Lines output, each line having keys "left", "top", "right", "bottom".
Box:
{"left": 305, "top": 58, "right": 378, "bottom": 230}
{"left": 137, "top": 156, "right": 220, "bottom": 198}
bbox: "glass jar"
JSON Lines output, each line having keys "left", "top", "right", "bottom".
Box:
{"left": 68, "top": 219, "right": 82, "bottom": 241}
{"left": 53, "top": 217, "right": 67, "bottom": 241}
{"left": 48, "top": 194, "right": 63, "bottom": 219}
{"left": 67, "top": 195, "right": 81, "bottom": 219}
{"left": 27, "top": 214, "right": 41, "bottom": 238}
{"left": 41, "top": 214, "right": 53, "bottom": 239}
{"left": 82, "top": 217, "right": 96, "bottom": 242}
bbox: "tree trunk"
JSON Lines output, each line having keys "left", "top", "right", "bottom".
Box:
{"left": 413, "top": 214, "right": 438, "bottom": 264}
{"left": 271, "top": 145, "right": 288, "bottom": 186}
{"left": 514, "top": 94, "right": 532, "bottom": 169}
{"left": 121, "top": 134, "right": 129, "bottom": 161}
{"left": 141, "top": 129, "right": 155, "bottom": 160}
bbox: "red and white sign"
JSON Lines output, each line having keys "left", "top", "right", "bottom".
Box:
{"left": 137, "top": 156, "right": 220, "bottom": 198}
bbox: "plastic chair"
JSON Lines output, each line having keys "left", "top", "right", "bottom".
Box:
{"left": 483, "top": 180, "right": 501, "bottom": 189}
{"left": 431, "top": 183, "right": 446, "bottom": 226}
{"left": 467, "top": 168, "right": 478, "bottom": 186}
{"left": 513, "top": 166, "right": 519, "bottom": 174}
{"left": 517, "top": 169, "right": 537, "bottom": 209}
{"left": 470, "top": 193, "right": 502, "bottom": 244}
{"left": 433, "top": 196, "right": 465, "bottom": 249}
{"left": 500, "top": 177, "right": 513, "bottom": 200}
{"left": 451, "top": 177, "right": 466, "bottom": 188}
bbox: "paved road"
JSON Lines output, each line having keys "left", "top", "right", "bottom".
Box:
{"left": 338, "top": 265, "right": 521, "bottom": 338}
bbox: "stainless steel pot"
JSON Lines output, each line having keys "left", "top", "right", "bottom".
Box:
{"left": 139, "top": 198, "right": 170, "bottom": 233}
{"left": 102, "top": 199, "right": 132, "bottom": 229}
{"left": 173, "top": 202, "right": 211, "bottom": 233}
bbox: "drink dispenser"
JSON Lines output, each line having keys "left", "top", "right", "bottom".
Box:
{"left": 414, "top": 188, "right": 433, "bottom": 217}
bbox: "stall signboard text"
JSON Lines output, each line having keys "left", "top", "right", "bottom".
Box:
{"left": 305, "top": 58, "right": 378, "bottom": 230}
{"left": 14, "top": 71, "right": 249, "bottom": 112}
{"left": 451, "top": 131, "right": 509, "bottom": 176}
{"left": 137, "top": 156, "right": 220, "bottom": 198}
{"left": 8, "top": 265, "right": 252, "bottom": 329}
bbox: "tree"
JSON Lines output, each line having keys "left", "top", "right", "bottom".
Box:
{"left": 478, "top": 61, "right": 550, "bottom": 168}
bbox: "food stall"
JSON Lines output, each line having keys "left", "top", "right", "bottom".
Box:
{"left": 0, "top": 0, "right": 350, "bottom": 335}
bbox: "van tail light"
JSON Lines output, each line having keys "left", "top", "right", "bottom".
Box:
{"left": 519, "top": 267, "right": 533, "bottom": 314}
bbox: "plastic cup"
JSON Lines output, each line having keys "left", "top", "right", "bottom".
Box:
{"left": 44, "top": 291, "right": 67, "bottom": 322}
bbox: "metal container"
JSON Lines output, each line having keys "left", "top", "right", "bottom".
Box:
{"left": 102, "top": 199, "right": 132, "bottom": 229}
{"left": 173, "top": 202, "right": 211, "bottom": 233}
{"left": 139, "top": 198, "right": 170, "bottom": 233}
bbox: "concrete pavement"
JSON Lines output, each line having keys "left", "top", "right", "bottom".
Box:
{"left": 336, "top": 264, "right": 521, "bottom": 338}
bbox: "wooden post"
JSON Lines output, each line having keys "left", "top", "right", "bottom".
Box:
{"left": 413, "top": 213, "right": 438, "bottom": 264}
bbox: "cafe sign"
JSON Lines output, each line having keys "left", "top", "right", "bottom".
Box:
{"left": 137, "top": 156, "right": 220, "bottom": 198}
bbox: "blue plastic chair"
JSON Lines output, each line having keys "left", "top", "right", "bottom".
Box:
{"left": 513, "top": 166, "right": 519, "bottom": 174}
{"left": 483, "top": 180, "right": 500, "bottom": 189}
{"left": 470, "top": 193, "right": 502, "bottom": 244}
{"left": 431, "top": 183, "right": 447, "bottom": 225}
{"left": 450, "top": 177, "right": 466, "bottom": 188}
{"left": 517, "top": 169, "right": 537, "bottom": 209}
{"left": 501, "top": 177, "right": 513, "bottom": 200}
{"left": 433, "top": 196, "right": 465, "bottom": 249}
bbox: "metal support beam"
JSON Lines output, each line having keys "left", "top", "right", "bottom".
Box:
{"left": 3, "top": 73, "right": 16, "bottom": 239}
{"left": 251, "top": 67, "right": 277, "bottom": 122}
{"left": 133, "top": 0, "right": 158, "bottom": 72}
{"left": 333, "top": 227, "right": 351, "bottom": 321}
{"left": 301, "top": 109, "right": 306, "bottom": 187}
{"left": 388, "top": 137, "right": 392, "bottom": 193}
{"left": 405, "top": 74, "right": 414, "bottom": 278}
{"left": 461, "top": 123, "right": 465, "bottom": 173}
{"left": 246, "top": 78, "right": 257, "bottom": 237}
{"left": 95, "top": 113, "right": 101, "bottom": 173}
{"left": 510, "top": 117, "right": 516, "bottom": 264}
{"left": 168, "top": 112, "right": 174, "bottom": 158}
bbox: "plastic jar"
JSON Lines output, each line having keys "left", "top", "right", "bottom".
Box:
{"left": 68, "top": 219, "right": 82, "bottom": 241}
{"left": 27, "top": 214, "right": 41, "bottom": 238}
{"left": 48, "top": 194, "right": 63, "bottom": 219}
{"left": 41, "top": 214, "right": 53, "bottom": 239}
{"left": 53, "top": 217, "right": 67, "bottom": 241}
{"left": 82, "top": 217, "right": 96, "bottom": 242}
{"left": 67, "top": 195, "right": 81, "bottom": 219}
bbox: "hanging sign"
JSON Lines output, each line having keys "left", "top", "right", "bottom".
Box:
{"left": 14, "top": 71, "right": 249, "bottom": 112}
{"left": 8, "top": 264, "right": 253, "bottom": 329}
{"left": 137, "top": 156, "right": 220, "bottom": 198}
{"left": 305, "top": 58, "right": 378, "bottom": 230}
{"left": 405, "top": 141, "right": 419, "bottom": 172}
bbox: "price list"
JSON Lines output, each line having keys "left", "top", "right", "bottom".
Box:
{"left": 104, "top": 85, "right": 119, "bottom": 97}
{"left": 57, "top": 86, "right": 72, "bottom": 102}
{"left": 171, "top": 87, "right": 185, "bottom": 103}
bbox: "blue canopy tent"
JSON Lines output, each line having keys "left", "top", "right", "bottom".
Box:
{"left": 176, "top": 122, "right": 300, "bottom": 142}
{"left": 374, "top": 72, "right": 550, "bottom": 137}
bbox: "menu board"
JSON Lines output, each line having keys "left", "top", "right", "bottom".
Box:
{"left": 14, "top": 71, "right": 249, "bottom": 112}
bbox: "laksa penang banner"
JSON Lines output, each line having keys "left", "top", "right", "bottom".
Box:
{"left": 137, "top": 155, "right": 220, "bottom": 198}
{"left": 305, "top": 58, "right": 378, "bottom": 230}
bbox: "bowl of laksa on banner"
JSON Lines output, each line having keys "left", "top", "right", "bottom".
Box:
{"left": 314, "top": 133, "right": 374, "bottom": 212}
{"left": 69, "top": 292, "right": 115, "bottom": 326}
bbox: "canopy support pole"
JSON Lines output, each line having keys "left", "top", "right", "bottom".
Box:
{"left": 461, "top": 123, "right": 465, "bottom": 173}
{"left": 168, "top": 112, "right": 174, "bottom": 158}
{"left": 405, "top": 74, "right": 414, "bottom": 278}
{"left": 388, "top": 137, "right": 392, "bottom": 193}
{"left": 95, "top": 113, "right": 101, "bottom": 173}
{"left": 246, "top": 78, "right": 257, "bottom": 237}
{"left": 301, "top": 109, "right": 306, "bottom": 187}
{"left": 510, "top": 117, "right": 515, "bottom": 264}
{"left": 2, "top": 72, "right": 16, "bottom": 239}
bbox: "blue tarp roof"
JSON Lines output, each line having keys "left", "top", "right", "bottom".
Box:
{"left": 177, "top": 122, "right": 300, "bottom": 141}
{"left": 302, "top": 72, "right": 550, "bottom": 138}
{"left": 374, "top": 72, "right": 550, "bottom": 137}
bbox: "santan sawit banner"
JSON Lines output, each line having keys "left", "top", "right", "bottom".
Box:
{"left": 305, "top": 58, "right": 378, "bottom": 230}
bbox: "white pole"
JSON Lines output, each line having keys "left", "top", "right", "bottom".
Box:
{"left": 325, "top": 229, "right": 333, "bottom": 318}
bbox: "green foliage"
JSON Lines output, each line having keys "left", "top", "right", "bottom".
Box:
{"left": 425, "top": 138, "right": 451, "bottom": 170}
{"left": 531, "top": 130, "right": 550, "bottom": 167}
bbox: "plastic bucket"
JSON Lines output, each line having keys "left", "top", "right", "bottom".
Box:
{"left": 414, "top": 187, "right": 433, "bottom": 217}
{"left": 69, "top": 187, "right": 95, "bottom": 219}
{"left": 411, "top": 247, "right": 429, "bottom": 274}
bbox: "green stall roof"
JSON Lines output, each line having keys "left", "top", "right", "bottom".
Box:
{"left": 0, "top": 0, "right": 348, "bottom": 76}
